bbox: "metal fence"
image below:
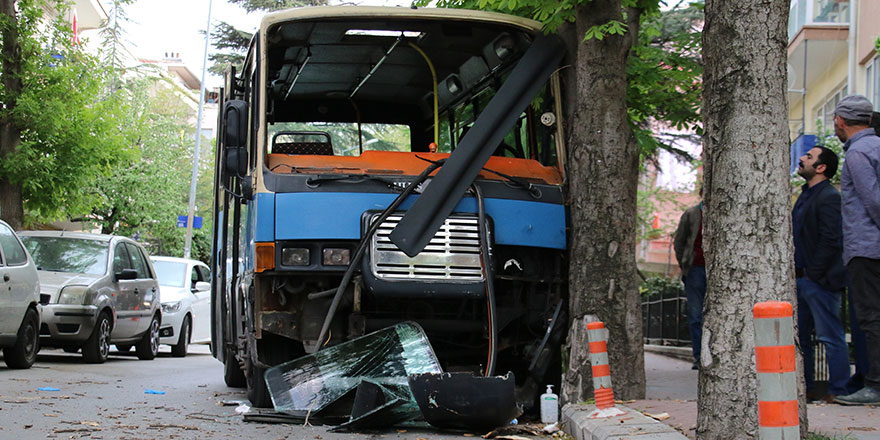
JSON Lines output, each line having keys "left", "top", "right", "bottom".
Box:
{"left": 641, "top": 290, "right": 690, "bottom": 346}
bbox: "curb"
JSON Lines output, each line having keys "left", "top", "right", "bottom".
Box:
{"left": 562, "top": 403, "right": 688, "bottom": 440}
{"left": 643, "top": 344, "right": 693, "bottom": 363}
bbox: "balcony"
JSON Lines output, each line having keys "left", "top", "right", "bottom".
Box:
{"left": 789, "top": 0, "right": 849, "bottom": 41}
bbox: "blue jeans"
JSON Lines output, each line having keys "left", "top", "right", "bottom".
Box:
{"left": 683, "top": 266, "right": 706, "bottom": 362}
{"left": 797, "top": 277, "right": 850, "bottom": 396}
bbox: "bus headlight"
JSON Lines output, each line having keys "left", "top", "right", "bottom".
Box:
{"left": 282, "top": 248, "right": 310, "bottom": 266}
{"left": 323, "top": 248, "right": 350, "bottom": 266}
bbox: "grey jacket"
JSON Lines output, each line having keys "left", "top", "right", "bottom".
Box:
{"left": 841, "top": 128, "right": 880, "bottom": 264}
{"left": 673, "top": 204, "right": 702, "bottom": 276}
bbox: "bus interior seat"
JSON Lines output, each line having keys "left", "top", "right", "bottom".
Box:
{"left": 272, "top": 131, "right": 333, "bottom": 155}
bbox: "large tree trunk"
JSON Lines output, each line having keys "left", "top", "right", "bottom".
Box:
{"left": 562, "top": 0, "right": 646, "bottom": 403}
{"left": 0, "top": 0, "right": 25, "bottom": 230}
{"left": 698, "top": 0, "right": 803, "bottom": 437}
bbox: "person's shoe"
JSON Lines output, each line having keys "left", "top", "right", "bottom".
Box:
{"left": 833, "top": 387, "right": 880, "bottom": 405}
{"left": 691, "top": 361, "right": 699, "bottom": 370}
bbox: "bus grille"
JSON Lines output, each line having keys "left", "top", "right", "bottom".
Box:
{"left": 370, "top": 214, "right": 485, "bottom": 281}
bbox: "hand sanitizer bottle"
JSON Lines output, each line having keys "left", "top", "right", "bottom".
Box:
{"left": 540, "top": 384, "right": 558, "bottom": 424}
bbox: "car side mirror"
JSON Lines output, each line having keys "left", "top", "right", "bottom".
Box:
{"left": 192, "top": 281, "right": 211, "bottom": 293}
{"left": 223, "top": 100, "right": 248, "bottom": 177}
{"left": 115, "top": 268, "right": 138, "bottom": 281}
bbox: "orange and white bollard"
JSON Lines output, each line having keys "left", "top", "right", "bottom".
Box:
{"left": 753, "top": 301, "right": 799, "bottom": 440}
{"left": 586, "top": 321, "right": 625, "bottom": 418}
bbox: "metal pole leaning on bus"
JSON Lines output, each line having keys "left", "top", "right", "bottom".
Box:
{"left": 753, "top": 301, "right": 799, "bottom": 440}
{"left": 586, "top": 321, "right": 625, "bottom": 418}
{"left": 184, "top": 0, "right": 213, "bottom": 259}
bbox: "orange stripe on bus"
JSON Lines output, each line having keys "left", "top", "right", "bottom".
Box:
{"left": 589, "top": 341, "right": 607, "bottom": 354}
{"left": 755, "top": 345, "right": 796, "bottom": 373}
{"left": 758, "top": 400, "right": 799, "bottom": 427}
{"left": 266, "top": 151, "right": 563, "bottom": 185}
{"left": 592, "top": 364, "right": 610, "bottom": 377}
{"left": 753, "top": 301, "right": 793, "bottom": 319}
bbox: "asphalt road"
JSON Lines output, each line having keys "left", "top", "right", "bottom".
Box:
{"left": 0, "top": 345, "right": 551, "bottom": 440}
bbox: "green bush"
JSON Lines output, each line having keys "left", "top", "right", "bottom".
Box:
{"left": 640, "top": 276, "right": 684, "bottom": 299}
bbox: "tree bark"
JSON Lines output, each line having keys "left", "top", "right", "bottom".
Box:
{"left": 562, "top": 0, "right": 646, "bottom": 403}
{"left": 0, "top": 0, "right": 25, "bottom": 229}
{"left": 698, "top": 0, "right": 802, "bottom": 438}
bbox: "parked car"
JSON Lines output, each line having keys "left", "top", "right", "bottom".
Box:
{"left": 0, "top": 221, "right": 41, "bottom": 369}
{"left": 18, "top": 231, "right": 161, "bottom": 363}
{"left": 149, "top": 256, "right": 211, "bottom": 357}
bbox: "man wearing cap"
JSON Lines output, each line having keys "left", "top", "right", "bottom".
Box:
{"left": 832, "top": 95, "right": 880, "bottom": 405}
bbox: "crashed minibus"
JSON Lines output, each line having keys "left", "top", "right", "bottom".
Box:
{"left": 210, "top": 6, "right": 570, "bottom": 411}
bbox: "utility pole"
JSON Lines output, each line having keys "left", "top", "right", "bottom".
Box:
{"left": 184, "top": 0, "right": 213, "bottom": 259}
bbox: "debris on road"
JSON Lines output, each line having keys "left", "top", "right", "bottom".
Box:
{"left": 148, "top": 423, "right": 200, "bottom": 430}
{"left": 542, "top": 422, "right": 560, "bottom": 433}
{"left": 37, "top": 387, "right": 60, "bottom": 391}
{"left": 144, "top": 389, "right": 166, "bottom": 395}
{"left": 645, "top": 411, "right": 671, "bottom": 421}
{"left": 409, "top": 371, "right": 519, "bottom": 431}
{"left": 258, "top": 323, "right": 525, "bottom": 434}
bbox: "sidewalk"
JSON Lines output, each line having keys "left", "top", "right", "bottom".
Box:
{"left": 634, "top": 349, "right": 880, "bottom": 439}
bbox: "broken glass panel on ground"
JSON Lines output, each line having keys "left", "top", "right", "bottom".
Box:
{"left": 264, "top": 322, "right": 442, "bottom": 423}
{"left": 263, "top": 322, "right": 519, "bottom": 432}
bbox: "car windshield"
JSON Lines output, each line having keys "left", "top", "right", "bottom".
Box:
{"left": 151, "top": 260, "right": 187, "bottom": 288}
{"left": 20, "top": 236, "right": 108, "bottom": 275}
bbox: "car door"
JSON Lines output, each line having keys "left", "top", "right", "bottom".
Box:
{"left": 189, "top": 264, "right": 212, "bottom": 343}
{"left": 0, "top": 223, "right": 37, "bottom": 337}
{"left": 111, "top": 242, "right": 139, "bottom": 338}
{"left": 125, "top": 243, "right": 157, "bottom": 336}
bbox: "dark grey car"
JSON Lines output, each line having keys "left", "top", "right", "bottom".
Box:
{"left": 19, "top": 231, "right": 161, "bottom": 363}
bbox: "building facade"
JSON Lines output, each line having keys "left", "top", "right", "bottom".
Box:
{"left": 788, "top": 0, "right": 880, "bottom": 144}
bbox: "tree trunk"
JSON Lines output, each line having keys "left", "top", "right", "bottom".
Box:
{"left": 562, "top": 0, "right": 646, "bottom": 403}
{"left": 0, "top": 0, "right": 25, "bottom": 230}
{"left": 698, "top": 0, "right": 802, "bottom": 437}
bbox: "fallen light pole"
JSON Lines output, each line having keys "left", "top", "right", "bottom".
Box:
{"left": 753, "top": 301, "right": 799, "bottom": 439}
{"left": 586, "top": 321, "right": 625, "bottom": 418}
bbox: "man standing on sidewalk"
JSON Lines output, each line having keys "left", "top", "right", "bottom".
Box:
{"left": 793, "top": 146, "right": 849, "bottom": 402}
{"left": 832, "top": 95, "right": 880, "bottom": 405}
{"left": 674, "top": 196, "right": 704, "bottom": 370}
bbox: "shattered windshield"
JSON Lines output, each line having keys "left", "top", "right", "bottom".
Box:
{"left": 265, "top": 322, "right": 442, "bottom": 414}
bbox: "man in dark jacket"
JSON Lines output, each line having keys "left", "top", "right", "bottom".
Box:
{"left": 793, "top": 146, "right": 849, "bottom": 402}
{"left": 674, "top": 197, "right": 704, "bottom": 369}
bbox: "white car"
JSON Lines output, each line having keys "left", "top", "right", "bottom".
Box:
{"left": 0, "top": 221, "right": 41, "bottom": 369}
{"left": 150, "top": 256, "right": 211, "bottom": 357}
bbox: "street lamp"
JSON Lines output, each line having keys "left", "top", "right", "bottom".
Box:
{"left": 184, "top": 0, "right": 213, "bottom": 259}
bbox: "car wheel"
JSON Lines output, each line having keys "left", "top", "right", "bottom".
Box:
{"left": 224, "top": 346, "right": 246, "bottom": 388}
{"left": 82, "top": 312, "right": 111, "bottom": 364}
{"left": 171, "top": 316, "right": 191, "bottom": 358}
{"left": 115, "top": 344, "right": 132, "bottom": 353}
{"left": 3, "top": 308, "right": 40, "bottom": 369}
{"left": 136, "top": 314, "right": 160, "bottom": 360}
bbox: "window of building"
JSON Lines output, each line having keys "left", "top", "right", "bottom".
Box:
{"left": 868, "top": 56, "right": 879, "bottom": 111}
{"left": 816, "top": 85, "right": 847, "bottom": 131}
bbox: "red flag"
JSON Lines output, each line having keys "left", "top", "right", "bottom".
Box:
{"left": 71, "top": 8, "right": 80, "bottom": 45}
{"left": 652, "top": 212, "right": 660, "bottom": 229}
